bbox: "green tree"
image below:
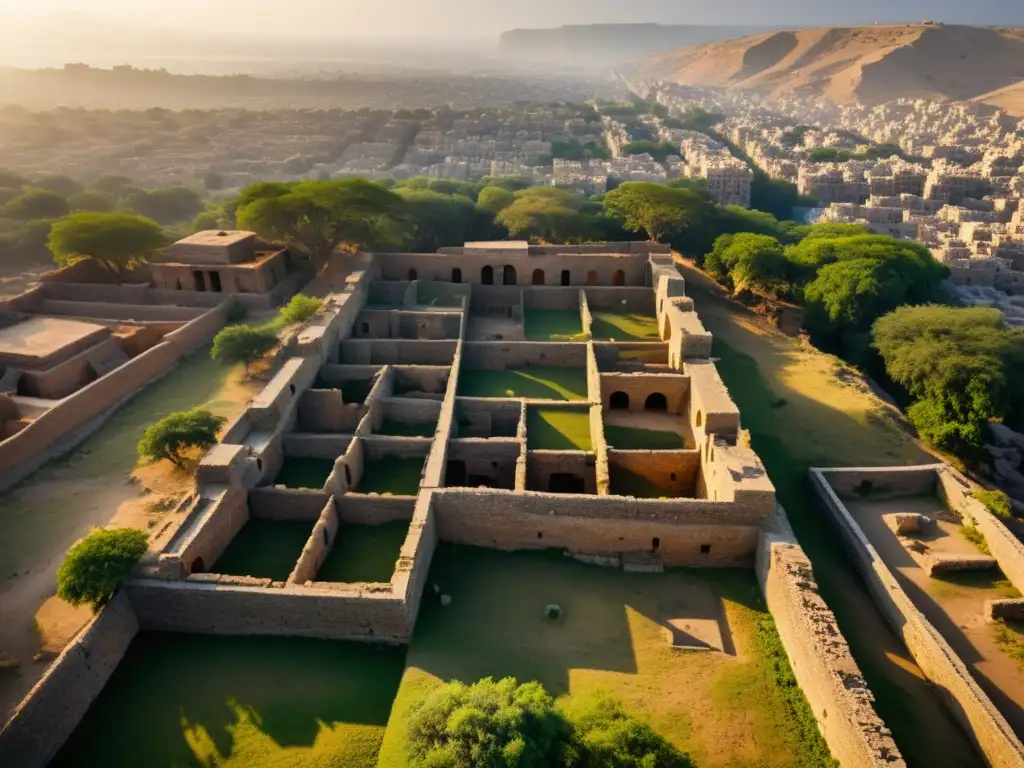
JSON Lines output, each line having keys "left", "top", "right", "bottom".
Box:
{"left": 2, "top": 188, "right": 69, "bottom": 220}
{"left": 603, "top": 182, "right": 706, "bottom": 242}
{"left": 92, "top": 174, "right": 136, "bottom": 199}
{"left": 236, "top": 179, "right": 407, "bottom": 271}
{"left": 48, "top": 211, "right": 168, "bottom": 278}
{"left": 211, "top": 324, "right": 278, "bottom": 373}
{"left": 127, "top": 186, "right": 204, "bottom": 224}
{"left": 137, "top": 407, "right": 226, "bottom": 467}
{"left": 34, "top": 173, "right": 84, "bottom": 198}
{"left": 68, "top": 190, "right": 116, "bottom": 212}
{"left": 562, "top": 694, "right": 692, "bottom": 768}
{"left": 476, "top": 186, "right": 516, "bottom": 214}
{"left": 278, "top": 294, "right": 323, "bottom": 325}
{"left": 57, "top": 528, "right": 148, "bottom": 611}
{"left": 704, "top": 233, "right": 786, "bottom": 293}
{"left": 398, "top": 189, "right": 478, "bottom": 251}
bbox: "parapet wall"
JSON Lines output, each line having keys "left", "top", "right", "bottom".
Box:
{"left": 756, "top": 512, "right": 905, "bottom": 768}
{"left": 810, "top": 467, "right": 1024, "bottom": 767}
{"left": 0, "top": 591, "right": 139, "bottom": 768}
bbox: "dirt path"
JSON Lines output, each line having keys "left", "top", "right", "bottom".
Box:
{"left": 0, "top": 351, "right": 260, "bottom": 719}
{"left": 676, "top": 259, "right": 980, "bottom": 767}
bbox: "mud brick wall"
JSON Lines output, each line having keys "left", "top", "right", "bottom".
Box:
{"left": 756, "top": 513, "right": 905, "bottom": 768}
{"left": 125, "top": 579, "right": 414, "bottom": 643}
{"left": 431, "top": 490, "right": 759, "bottom": 565}
{"left": 289, "top": 498, "right": 340, "bottom": 584}
{"left": 297, "top": 389, "right": 361, "bottom": 433}
{"left": 336, "top": 495, "right": 416, "bottom": 525}
{"left": 826, "top": 466, "right": 938, "bottom": 498}
{"left": 461, "top": 341, "right": 588, "bottom": 370}
{"left": 526, "top": 451, "right": 597, "bottom": 494}
{"left": 326, "top": 437, "right": 365, "bottom": 495}
{"left": 599, "top": 372, "right": 689, "bottom": 413}
{"left": 391, "top": 494, "right": 439, "bottom": 632}
{"left": 282, "top": 434, "right": 352, "bottom": 460}
{"left": 811, "top": 468, "right": 1024, "bottom": 766}
{"left": 175, "top": 487, "right": 250, "bottom": 577}
{"left": 380, "top": 397, "right": 442, "bottom": 431}
{"left": 0, "top": 591, "right": 139, "bottom": 768}
{"left": 592, "top": 342, "right": 669, "bottom": 370}
{"left": 583, "top": 287, "right": 655, "bottom": 312}
{"left": 608, "top": 449, "right": 701, "bottom": 498}
{"left": 363, "top": 435, "right": 432, "bottom": 460}
{"left": 248, "top": 487, "right": 331, "bottom": 521}
{"left": 447, "top": 438, "right": 520, "bottom": 489}
{"left": 455, "top": 399, "right": 523, "bottom": 438}
{"left": 393, "top": 365, "right": 450, "bottom": 394}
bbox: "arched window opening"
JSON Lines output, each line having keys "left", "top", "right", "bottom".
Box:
{"left": 609, "top": 391, "right": 630, "bottom": 410}
{"left": 645, "top": 393, "right": 668, "bottom": 412}
{"left": 481, "top": 265, "right": 494, "bottom": 285}
{"left": 532, "top": 268, "right": 545, "bottom": 285}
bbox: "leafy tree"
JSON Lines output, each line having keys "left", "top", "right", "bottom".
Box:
{"left": 127, "top": 186, "right": 204, "bottom": 224}
{"left": 603, "top": 182, "right": 706, "bottom": 242}
{"left": 496, "top": 189, "right": 596, "bottom": 243}
{"left": 57, "top": 528, "right": 148, "bottom": 611}
{"left": 211, "top": 324, "right": 278, "bottom": 373}
{"left": 2, "top": 188, "right": 69, "bottom": 220}
{"left": 398, "top": 189, "right": 478, "bottom": 251}
{"left": 562, "top": 694, "right": 692, "bottom": 768}
{"left": 68, "top": 190, "right": 116, "bottom": 212}
{"left": 34, "top": 173, "right": 84, "bottom": 198}
{"left": 137, "top": 407, "right": 226, "bottom": 468}
{"left": 278, "top": 294, "right": 323, "bottom": 325}
{"left": 236, "top": 179, "right": 407, "bottom": 271}
{"left": 704, "top": 233, "right": 788, "bottom": 296}
{"left": 873, "top": 306, "right": 1024, "bottom": 457}
{"left": 477, "top": 186, "right": 516, "bottom": 214}
{"left": 48, "top": 211, "right": 168, "bottom": 278}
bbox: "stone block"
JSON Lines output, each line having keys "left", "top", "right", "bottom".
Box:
{"left": 986, "top": 598, "right": 1024, "bottom": 622}
{"left": 925, "top": 554, "right": 999, "bottom": 576}
{"left": 883, "top": 512, "right": 930, "bottom": 536}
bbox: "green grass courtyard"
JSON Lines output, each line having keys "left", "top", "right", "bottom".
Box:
{"left": 213, "top": 519, "right": 313, "bottom": 581}
{"left": 274, "top": 457, "right": 336, "bottom": 490}
{"left": 356, "top": 456, "right": 425, "bottom": 495}
{"left": 458, "top": 367, "right": 588, "bottom": 400}
{"left": 316, "top": 521, "right": 409, "bottom": 584}
{"left": 527, "top": 407, "right": 593, "bottom": 450}
{"left": 591, "top": 311, "right": 661, "bottom": 341}
{"left": 524, "top": 309, "right": 585, "bottom": 341}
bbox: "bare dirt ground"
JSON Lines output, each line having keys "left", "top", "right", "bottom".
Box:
{"left": 847, "top": 495, "right": 1024, "bottom": 737}
{"left": 0, "top": 352, "right": 260, "bottom": 719}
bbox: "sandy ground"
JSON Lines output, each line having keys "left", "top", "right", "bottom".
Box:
{"left": 0, "top": 357, "right": 261, "bottom": 719}
{"left": 846, "top": 495, "right": 1024, "bottom": 737}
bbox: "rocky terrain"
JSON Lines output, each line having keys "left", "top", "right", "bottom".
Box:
{"left": 637, "top": 24, "right": 1024, "bottom": 113}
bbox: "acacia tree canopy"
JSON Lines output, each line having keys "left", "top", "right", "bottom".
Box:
{"left": 137, "top": 407, "right": 226, "bottom": 467}
{"left": 47, "top": 211, "right": 168, "bottom": 277}
{"left": 603, "top": 182, "right": 707, "bottom": 242}
{"left": 57, "top": 528, "right": 148, "bottom": 611}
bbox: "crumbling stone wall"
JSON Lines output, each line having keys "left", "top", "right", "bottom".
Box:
{"left": 248, "top": 487, "right": 330, "bottom": 521}
{"left": 336, "top": 494, "right": 416, "bottom": 525}
{"left": 282, "top": 434, "right": 352, "bottom": 460}
{"left": 462, "top": 341, "right": 587, "bottom": 370}
{"left": 455, "top": 399, "right": 522, "bottom": 438}
{"left": 0, "top": 591, "right": 139, "bottom": 768}
{"left": 297, "top": 389, "right": 361, "bottom": 433}
{"left": 447, "top": 438, "right": 520, "bottom": 490}
{"left": 811, "top": 467, "right": 1024, "bottom": 767}
{"left": 608, "top": 449, "right": 701, "bottom": 498}
{"left": 526, "top": 451, "right": 597, "bottom": 494}
{"left": 600, "top": 372, "right": 689, "bottom": 414}
{"left": 392, "top": 365, "right": 450, "bottom": 395}
{"left": 340, "top": 339, "right": 458, "bottom": 365}
{"left": 756, "top": 510, "right": 905, "bottom": 768}
{"left": 289, "top": 497, "right": 340, "bottom": 585}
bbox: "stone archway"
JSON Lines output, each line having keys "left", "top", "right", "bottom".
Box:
{"left": 645, "top": 392, "right": 668, "bottom": 412}
{"left": 190, "top": 557, "right": 205, "bottom": 575}
{"left": 481, "top": 265, "right": 494, "bottom": 285}
{"left": 408, "top": 268, "right": 418, "bottom": 281}
{"left": 452, "top": 267, "right": 462, "bottom": 283}
{"left": 532, "top": 268, "right": 545, "bottom": 285}
{"left": 609, "top": 391, "right": 630, "bottom": 410}
{"left": 561, "top": 269, "right": 571, "bottom": 286}
{"left": 503, "top": 265, "right": 517, "bottom": 285}
{"left": 612, "top": 269, "right": 625, "bottom": 287}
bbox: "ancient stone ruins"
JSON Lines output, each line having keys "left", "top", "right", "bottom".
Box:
{"left": 3, "top": 239, "right": 919, "bottom": 768}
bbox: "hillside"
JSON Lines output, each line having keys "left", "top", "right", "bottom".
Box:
{"left": 638, "top": 24, "right": 1024, "bottom": 111}
{"left": 499, "top": 24, "right": 769, "bottom": 64}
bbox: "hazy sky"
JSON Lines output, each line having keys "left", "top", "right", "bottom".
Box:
{"left": 5, "top": 0, "right": 1024, "bottom": 40}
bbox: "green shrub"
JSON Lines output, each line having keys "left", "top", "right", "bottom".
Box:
{"left": 972, "top": 489, "right": 1014, "bottom": 520}
{"left": 57, "top": 528, "right": 148, "bottom": 610}
{"left": 211, "top": 324, "right": 278, "bottom": 372}
{"left": 278, "top": 294, "right": 323, "bottom": 325}
{"left": 137, "top": 407, "right": 226, "bottom": 467}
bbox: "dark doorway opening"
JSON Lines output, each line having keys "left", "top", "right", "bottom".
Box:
{"left": 645, "top": 393, "right": 668, "bottom": 412}
{"left": 452, "top": 267, "right": 462, "bottom": 283}
{"left": 193, "top": 270, "right": 206, "bottom": 291}
{"left": 609, "top": 391, "right": 630, "bottom": 410}
{"left": 190, "top": 557, "right": 205, "bottom": 574}
{"left": 652, "top": 537, "right": 660, "bottom": 552}
{"left": 503, "top": 265, "right": 517, "bottom": 285}
{"left": 532, "top": 268, "right": 545, "bottom": 285}
{"left": 560, "top": 269, "right": 571, "bottom": 286}
{"left": 447, "top": 460, "right": 467, "bottom": 487}
{"left": 209, "top": 271, "right": 223, "bottom": 292}
{"left": 612, "top": 269, "right": 625, "bottom": 287}
{"left": 586, "top": 270, "right": 597, "bottom": 285}
{"left": 549, "top": 473, "right": 586, "bottom": 494}
{"left": 408, "top": 268, "right": 418, "bottom": 281}
{"left": 481, "top": 265, "right": 494, "bottom": 285}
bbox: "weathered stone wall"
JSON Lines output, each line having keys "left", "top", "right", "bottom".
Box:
{"left": 0, "top": 591, "right": 139, "bottom": 768}
{"left": 608, "top": 449, "right": 701, "bottom": 498}
{"left": 248, "top": 487, "right": 330, "bottom": 521}
{"left": 756, "top": 510, "right": 905, "bottom": 768}
{"left": 811, "top": 468, "right": 1024, "bottom": 767}
{"left": 282, "top": 434, "right": 352, "bottom": 460}
{"left": 431, "top": 489, "right": 759, "bottom": 565}
{"left": 526, "top": 451, "right": 597, "bottom": 494}
{"left": 336, "top": 494, "right": 416, "bottom": 525}
{"left": 454, "top": 399, "right": 522, "bottom": 438}
{"left": 297, "top": 389, "right": 361, "bottom": 433}
{"left": 686, "top": 359, "right": 741, "bottom": 441}
{"left": 447, "top": 438, "right": 520, "bottom": 490}
{"left": 393, "top": 365, "right": 450, "bottom": 395}
{"left": 462, "top": 341, "right": 587, "bottom": 370}
{"left": 0, "top": 301, "right": 229, "bottom": 490}
{"left": 289, "top": 497, "right": 340, "bottom": 584}
{"left": 340, "top": 339, "right": 457, "bottom": 365}
{"left": 125, "top": 578, "right": 413, "bottom": 643}
{"left": 827, "top": 467, "right": 937, "bottom": 498}
{"left": 583, "top": 287, "right": 655, "bottom": 312}
{"left": 600, "top": 372, "right": 689, "bottom": 414}
{"left": 391, "top": 493, "right": 439, "bottom": 632}
{"left": 592, "top": 342, "right": 669, "bottom": 370}
{"left": 326, "top": 437, "right": 365, "bottom": 495}
{"left": 172, "top": 487, "right": 250, "bottom": 578}
{"left": 380, "top": 397, "right": 442, "bottom": 432}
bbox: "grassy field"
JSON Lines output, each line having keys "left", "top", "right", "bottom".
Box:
{"left": 213, "top": 520, "right": 313, "bottom": 581}
{"left": 458, "top": 367, "right": 588, "bottom": 400}
{"left": 51, "top": 633, "right": 406, "bottom": 768}
{"left": 274, "top": 457, "right": 336, "bottom": 490}
{"left": 316, "top": 521, "right": 409, "bottom": 583}
{"left": 604, "top": 424, "right": 685, "bottom": 450}
{"left": 591, "top": 311, "right": 661, "bottom": 341}
{"left": 377, "top": 418, "right": 436, "bottom": 437}
{"left": 609, "top": 466, "right": 675, "bottom": 498}
{"left": 527, "top": 408, "right": 593, "bottom": 450}
{"left": 524, "top": 309, "right": 585, "bottom": 341}
{"left": 377, "top": 547, "right": 832, "bottom": 768}
{"left": 357, "top": 457, "right": 424, "bottom": 495}
{"left": 677, "top": 261, "right": 977, "bottom": 766}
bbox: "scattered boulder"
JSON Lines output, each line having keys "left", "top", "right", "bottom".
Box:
{"left": 884, "top": 512, "right": 930, "bottom": 536}
{"left": 925, "top": 554, "right": 998, "bottom": 577}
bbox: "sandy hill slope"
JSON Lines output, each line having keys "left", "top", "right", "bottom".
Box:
{"left": 639, "top": 24, "right": 1024, "bottom": 111}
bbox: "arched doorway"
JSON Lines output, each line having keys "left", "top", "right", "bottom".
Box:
{"left": 481, "top": 265, "right": 494, "bottom": 285}
{"left": 408, "top": 268, "right": 418, "bottom": 281}
{"left": 560, "top": 269, "right": 570, "bottom": 286}
{"left": 645, "top": 393, "right": 668, "bottom": 412}
{"left": 452, "top": 267, "right": 462, "bottom": 283}
{"left": 503, "top": 265, "right": 517, "bottom": 285}
{"left": 612, "top": 269, "right": 625, "bottom": 287}
{"left": 586, "top": 270, "right": 597, "bottom": 285}
{"left": 609, "top": 391, "right": 630, "bottom": 410}
{"left": 532, "top": 268, "right": 545, "bottom": 285}
{"left": 190, "top": 557, "right": 205, "bottom": 575}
